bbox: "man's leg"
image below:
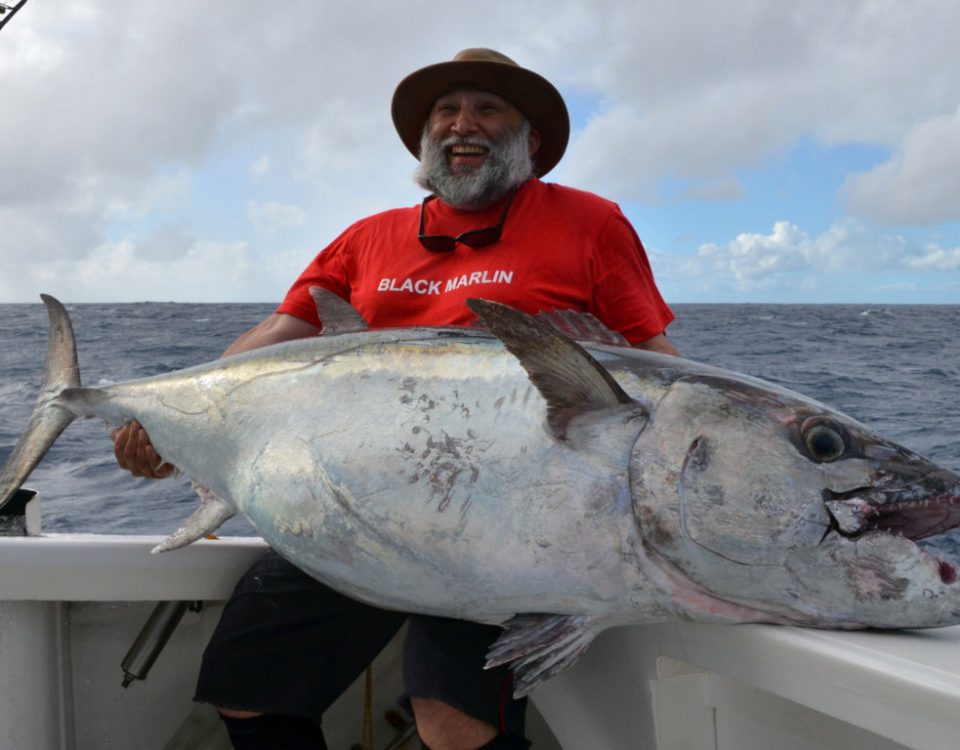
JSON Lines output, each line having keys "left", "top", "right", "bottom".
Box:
{"left": 410, "top": 697, "right": 496, "bottom": 750}
{"left": 217, "top": 712, "right": 328, "bottom": 750}
{"left": 194, "top": 550, "right": 406, "bottom": 748}
{"left": 402, "top": 615, "right": 530, "bottom": 750}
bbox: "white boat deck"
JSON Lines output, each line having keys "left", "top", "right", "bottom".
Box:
{"left": 0, "top": 534, "right": 267, "bottom": 750}
{"left": 3, "top": 533, "right": 960, "bottom": 749}
{"left": 0, "top": 533, "right": 267, "bottom": 601}
{"left": 0, "top": 534, "right": 552, "bottom": 750}
{"left": 537, "top": 620, "right": 960, "bottom": 750}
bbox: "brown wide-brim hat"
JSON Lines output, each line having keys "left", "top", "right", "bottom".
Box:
{"left": 391, "top": 48, "right": 570, "bottom": 177}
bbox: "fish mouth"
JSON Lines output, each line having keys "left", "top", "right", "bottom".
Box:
{"left": 824, "top": 488, "right": 960, "bottom": 541}
{"left": 824, "top": 485, "right": 960, "bottom": 584}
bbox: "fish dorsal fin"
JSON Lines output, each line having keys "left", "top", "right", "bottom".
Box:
{"left": 535, "top": 309, "right": 630, "bottom": 346}
{"left": 308, "top": 287, "right": 369, "bottom": 335}
{"left": 151, "top": 484, "right": 236, "bottom": 554}
{"left": 486, "top": 613, "right": 603, "bottom": 697}
{"left": 467, "top": 299, "right": 638, "bottom": 439}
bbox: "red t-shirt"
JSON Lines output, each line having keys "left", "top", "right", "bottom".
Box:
{"left": 277, "top": 178, "right": 674, "bottom": 344}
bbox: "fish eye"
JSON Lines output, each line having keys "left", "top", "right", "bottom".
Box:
{"left": 804, "top": 423, "right": 846, "bottom": 462}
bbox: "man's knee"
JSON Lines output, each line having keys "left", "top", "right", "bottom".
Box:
{"left": 410, "top": 696, "right": 497, "bottom": 750}
{"left": 214, "top": 709, "right": 327, "bottom": 749}
{"left": 218, "top": 707, "right": 263, "bottom": 719}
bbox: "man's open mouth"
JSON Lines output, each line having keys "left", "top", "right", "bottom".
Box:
{"left": 448, "top": 144, "right": 488, "bottom": 157}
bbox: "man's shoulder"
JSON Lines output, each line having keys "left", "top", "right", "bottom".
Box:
{"left": 345, "top": 204, "right": 419, "bottom": 231}
{"left": 531, "top": 179, "right": 620, "bottom": 214}
{"left": 355, "top": 206, "right": 420, "bottom": 225}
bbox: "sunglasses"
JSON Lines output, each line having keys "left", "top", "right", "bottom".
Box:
{"left": 417, "top": 190, "right": 517, "bottom": 252}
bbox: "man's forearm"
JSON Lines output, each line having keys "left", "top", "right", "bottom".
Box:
{"left": 223, "top": 313, "right": 321, "bottom": 357}
{"left": 634, "top": 332, "right": 679, "bottom": 357}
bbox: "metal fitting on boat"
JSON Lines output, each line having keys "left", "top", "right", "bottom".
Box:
{"left": 121, "top": 600, "right": 200, "bottom": 687}
{"left": 0, "top": 488, "right": 40, "bottom": 536}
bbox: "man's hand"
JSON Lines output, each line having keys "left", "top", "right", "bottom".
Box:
{"left": 110, "top": 313, "right": 320, "bottom": 480}
{"left": 112, "top": 420, "right": 176, "bottom": 479}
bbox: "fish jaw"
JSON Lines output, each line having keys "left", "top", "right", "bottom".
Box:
{"left": 801, "top": 458, "right": 960, "bottom": 626}
{"left": 629, "top": 374, "right": 960, "bottom": 629}
{"left": 783, "top": 528, "right": 960, "bottom": 629}
{"left": 823, "top": 467, "right": 960, "bottom": 544}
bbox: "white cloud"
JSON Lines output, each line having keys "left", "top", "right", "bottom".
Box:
{"left": 1, "top": 204, "right": 103, "bottom": 263}
{"left": 555, "top": 1, "right": 960, "bottom": 204}
{"left": 681, "top": 177, "right": 746, "bottom": 203}
{"left": 247, "top": 200, "right": 307, "bottom": 230}
{"left": 841, "top": 106, "right": 960, "bottom": 224}
{"left": 2, "top": 0, "right": 960, "bottom": 301}
{"left": 0, "top": 238, "right": 307, "bottom": 303}
{"left": 250, "top": 155, "right": 270, "bottom": 179}
{"left": 665, "top": 219, "right": 932, "bottom": 292}
{"left": 905, "top": 245, "right": 960, "bottom": 271}
{"left": 695, "top": 221, "right": 814, "bottom": 282}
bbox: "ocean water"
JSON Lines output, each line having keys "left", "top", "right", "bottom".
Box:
{"left": 0, "top": 302, "right": 958, "bottom": 536}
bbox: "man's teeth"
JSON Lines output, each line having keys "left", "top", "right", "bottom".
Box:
{"left": 450, "top": 145, "right": 486, "bottom": 155}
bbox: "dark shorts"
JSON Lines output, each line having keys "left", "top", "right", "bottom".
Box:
{"left": 194, "top": 550, "right": 527, "bottom": 737}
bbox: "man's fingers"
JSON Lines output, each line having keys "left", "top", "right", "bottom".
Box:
{"left": 111, "top": 420, "right": 174, "bottom": 479}
{"left": 152, "top": 462, "right": 177, "bottom": 479}
{"left": 141, "top": 442, "right": 175, "bottom": 479}
{"left": 112, "top": 422, "right": 138, "bottom": 472}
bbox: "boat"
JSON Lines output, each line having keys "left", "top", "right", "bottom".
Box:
{"left": 3, "top": 489, "right": 960, "bottom": 749}
{"left": 0, "top": 489, "right": 562, "bottom": 750}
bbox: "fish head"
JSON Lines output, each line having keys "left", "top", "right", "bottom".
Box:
{"left": 630, "top": 371, "right": 960, "bottom": 628}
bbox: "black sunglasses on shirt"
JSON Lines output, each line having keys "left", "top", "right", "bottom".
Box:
{"left": 417, "top": 190, "right": 517, "bottom": 252}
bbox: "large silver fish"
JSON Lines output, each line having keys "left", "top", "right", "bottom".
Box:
{"left": 2, "top": 294, "right": 960, "bottom": 696}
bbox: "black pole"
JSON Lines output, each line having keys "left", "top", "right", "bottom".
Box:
{"left": 0, "top": 0, "right": 32, "bottom": 33}
{"left": 120, "top": 601, "right": 193, "bottom": 688}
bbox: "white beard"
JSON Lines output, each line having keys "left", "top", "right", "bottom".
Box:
{"left": 414, "top": 121, "right": 535, "bottom": 209}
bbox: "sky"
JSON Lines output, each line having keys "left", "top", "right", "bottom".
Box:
{"left": 1, "top": 0, "right": 959, "bottom": 304}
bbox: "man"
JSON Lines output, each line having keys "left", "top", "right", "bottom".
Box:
{"left": 114, "top": 48, "right": 677, "bottom": 750}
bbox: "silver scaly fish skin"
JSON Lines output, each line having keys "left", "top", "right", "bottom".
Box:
{"left": 1, "top": 293, "right": 959, "bottom": 696}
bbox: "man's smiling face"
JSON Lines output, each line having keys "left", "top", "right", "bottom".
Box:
{"left": 414, "top": 89, "right": 542, "bottom": 209}
{"left": 425, "top": 89, "right": 540, "bottom": 172}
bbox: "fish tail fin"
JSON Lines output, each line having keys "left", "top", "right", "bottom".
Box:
{"left": 0, "top": 295, "right": 83, "bottom": 510}
{"left": 485, "top": 613, "right": 604, "bottom": 697}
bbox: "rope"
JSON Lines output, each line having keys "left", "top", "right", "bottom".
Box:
{"left": 362, "top": 665, "right": 374, "bottom": 750}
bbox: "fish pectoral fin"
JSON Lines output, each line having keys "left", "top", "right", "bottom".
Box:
{"left": 467, "top": 299, "right": 641, "bottom": 440}
{"left": 485, "top": 613, "right": 602, "bottom": 697}
{"left": 151, "top": 484, "right": 236, "bottom": 554}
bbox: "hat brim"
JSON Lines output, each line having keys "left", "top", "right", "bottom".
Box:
{"left": 391, "top": 59, "right": 569, "bottom": 177}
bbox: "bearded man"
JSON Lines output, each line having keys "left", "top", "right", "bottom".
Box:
{"left": 113, "top": 49, "right": 677, "bottom": 750}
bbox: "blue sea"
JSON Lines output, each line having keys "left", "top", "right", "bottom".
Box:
{"left": 0, "top": 302, "right": 958, "bottom": 536}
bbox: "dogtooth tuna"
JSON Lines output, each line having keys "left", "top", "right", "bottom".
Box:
{"left": 2, "top": 292, "right": 960, "bottom": 696}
